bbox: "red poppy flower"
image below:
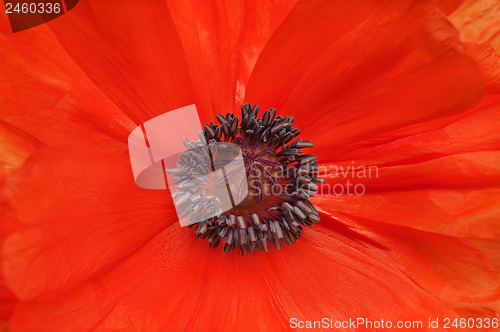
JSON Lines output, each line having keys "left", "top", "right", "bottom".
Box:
{"left": 1, "top": 0, "right": 500, "bottom": 331}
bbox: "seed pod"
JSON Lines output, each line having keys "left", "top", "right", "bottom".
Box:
{"left": 183, "top": 103, "right": 320, "bottom": 255}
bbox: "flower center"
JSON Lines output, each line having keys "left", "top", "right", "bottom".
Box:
{"left": 170, "top": 103, "right": 323, "bottom": 256}
{"left": 233, "top": 136, "right": 281, "bottom": 206}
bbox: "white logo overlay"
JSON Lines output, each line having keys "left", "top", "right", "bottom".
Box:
{"left": 128, "top": 105, "right": 248, "bottom": 227}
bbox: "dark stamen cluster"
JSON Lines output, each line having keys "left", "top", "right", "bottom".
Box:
{"left": 171, "top": 104, "right": 323, "bottom": 256}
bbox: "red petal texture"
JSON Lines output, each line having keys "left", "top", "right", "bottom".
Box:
{"left": 8, "top": 226, "right": 284, "bottom": 331}
{"left": 45, "top": 0, "right": 195, "bottom": 124}
{"left": 9, "top": 219, "right": 472, "bottom": 331}
{"left": 443, "top": 0, "right": 500, "bottom": 92}
{"left": 448, "top": 0, "right": 500, "bottom": 52}
{"left": 245, "top": 1, "right": 484, "bottom": 161}
{"left": 313, "top": 95, "right": 500, "bottom": 238}
{"left": 358, "top": 220, "right": 500, "bottom": 316}
{"left": 432, "top": 0, "right": 465, "bottom": 15}
{"left": 0, "top": 0, "right": 499, "bottom": 330}
{"left": 1, "top": 145, "right": 173, "bottom": 301}
{"left": 254, "top": 222, "right": 464, "bottom": 324}
{"left": 335, "top": 94, "right": 500, "bottom": 164}
{"left": 0, "top": 121, "right": 39, "bottom": 184}
{"left": 0, "top": 216, "right": 19, "bottom": 329}
{"left": 461, "top": 43, "right": 500, "bottom": 92}
{"left": 165, "top": 0, "right": 298, "bottom": 118}
{"left": 0, "top": 21, "right": 134, "bottom": 148}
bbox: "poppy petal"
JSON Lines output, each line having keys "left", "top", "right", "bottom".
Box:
{"left": 462, "top": 43, "right": 500, "bottom": 92}
{"left": 432, "top": 0, "right": 465, "bottom": 15}
{"left": 313, "top": 184, "right": 500, "bottom": 239}
{"left": 0, "top": 121, "right": 40, "bottom": 184}
{"left": 1, "top": 145, "right": 173, "bottom": 301}
{"left": 311, "top": 96, "right": 500, "bottom": 237}
{"left": 448, "top": 0, "right": 500, "bottom": 52}
{"left": 0, "top": 275, "right": 16, "bottom": 329}
{"left": 45, "top": 0, "right": 194, "bottom": 124}
{"left": 164, "top": 0, "right": 298, "bottom": 118}
{"left": 8, "top": 220, "right": 472, "bottom": 331}
{"left": 353, "top": 219, "right": 500, "bottom": 316}
{"left": 321, "top": 153, "right": 500, "bottom": 191}
{"left": 327, "top": 96, "right": 500, "bottom": 164}
{"left": 8, "top": 225, "right": 285, "bottom": 331}
{"left": 0, "top": 216, "right": 20, "bottom": 327}
{"left": 245, "top": 0, "right": 483, "bottom": 157}
{"left": 316, "top": 97, "right": 500, "bottom": 190}
{"left": 0, "top": 25, "right": 136, "bottom": 148}
{"left": 254, "top": 221, "right": 462, "bottom": 324}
